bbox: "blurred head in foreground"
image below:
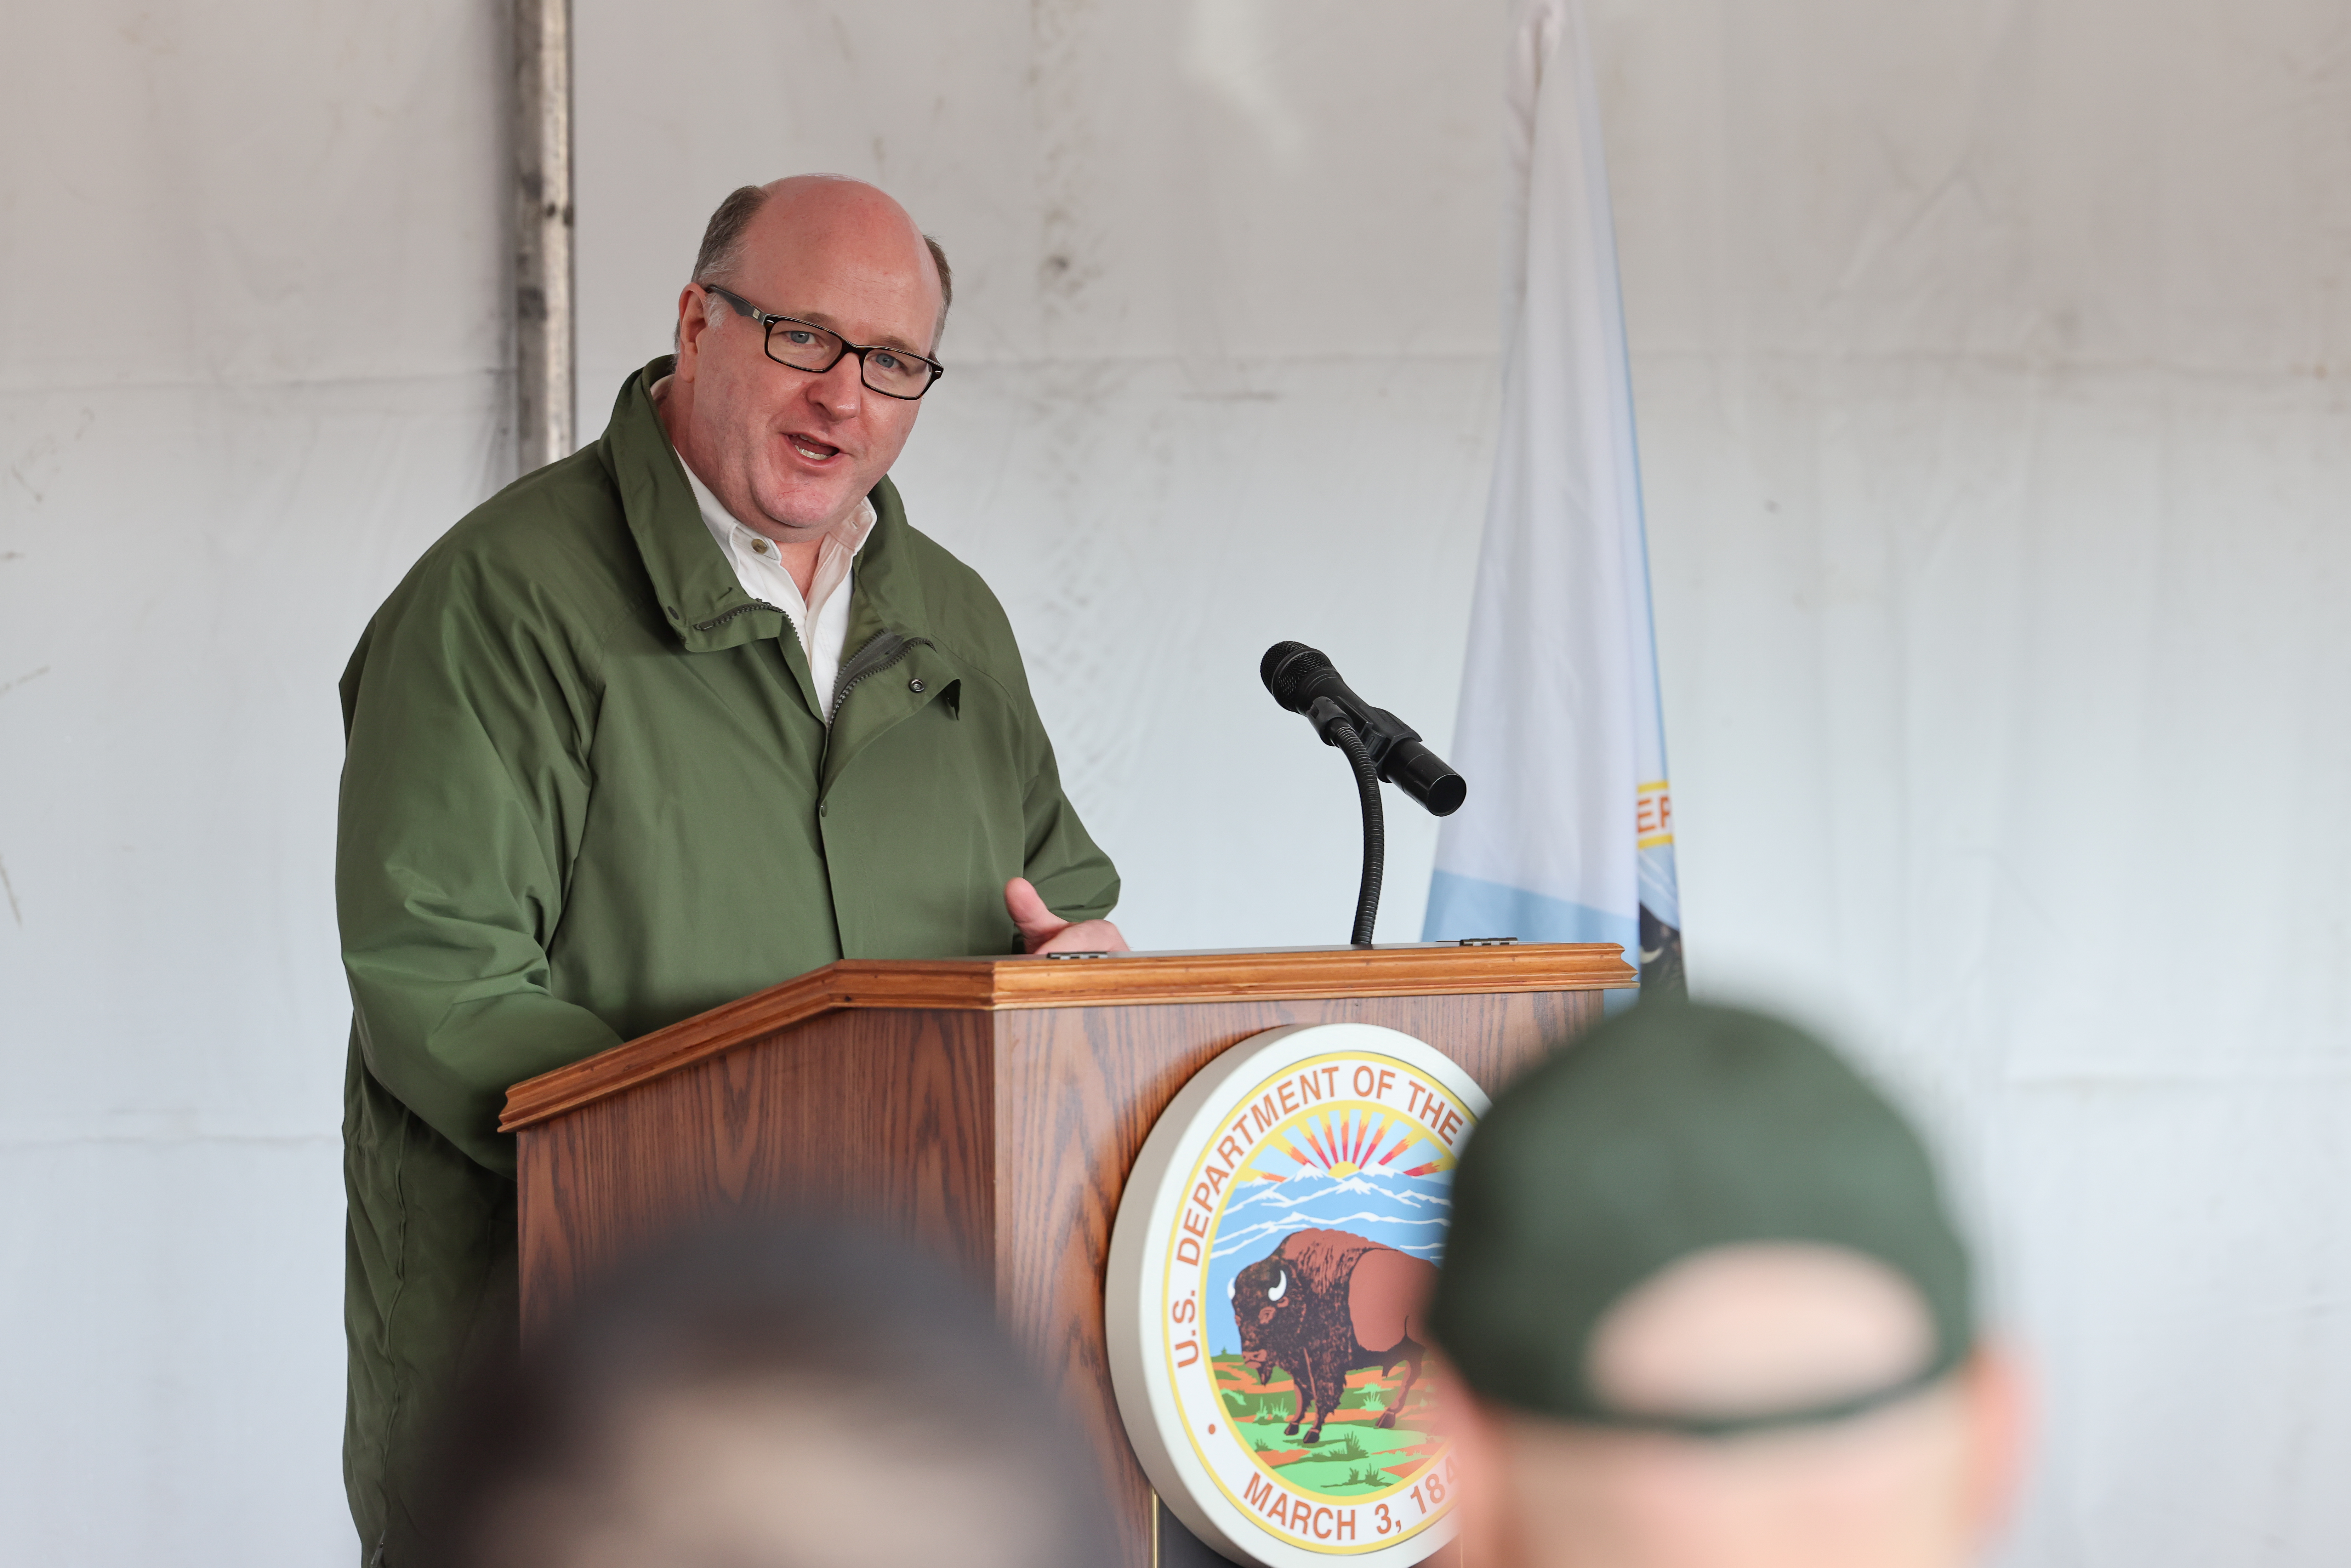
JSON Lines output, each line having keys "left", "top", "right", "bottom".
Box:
{"left": 1431, "top": 1002, "right": 2025, "bottom": 1568}
{"left": 433, "top": 1220, "right": 1108, "bottom": 1568}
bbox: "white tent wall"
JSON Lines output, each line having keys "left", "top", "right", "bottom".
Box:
{"left": 1609, "top": 1, "right": 2351, "bottom": 1556}
{"left": 0, "top": 1, "right": 2344, "bottom": 1564}
{"left": 0, "top": 1, "right": 511, "bottom": 1561}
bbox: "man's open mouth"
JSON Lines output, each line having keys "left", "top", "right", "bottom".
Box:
{"left": 789, "top": 435, "right": 842, "bottom": 462}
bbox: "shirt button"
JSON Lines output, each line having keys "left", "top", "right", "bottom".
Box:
{"left": 751, "top": 539, "right": 770, "bottom": 554}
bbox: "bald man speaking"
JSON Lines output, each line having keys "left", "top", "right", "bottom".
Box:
{"left": 335, "top": 178, "right": 1123, "bottom": 1562}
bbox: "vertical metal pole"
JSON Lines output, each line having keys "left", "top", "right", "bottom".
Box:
{"left": 514, "top": 0, "right": 575, "bottom": 472}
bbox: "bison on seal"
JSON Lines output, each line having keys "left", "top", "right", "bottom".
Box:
{"left": 1228, "top": 1227, "right": 1437, "bottom": 1444}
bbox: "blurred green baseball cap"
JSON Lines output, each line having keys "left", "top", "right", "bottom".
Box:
{"left": 1430, "top": 1000, "right": 1974, "bottom": 1434}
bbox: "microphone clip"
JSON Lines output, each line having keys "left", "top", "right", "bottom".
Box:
{"left": 1304, "top": 695, "right": 1359, "bottom": 745}
{"left": 1309, "top": 695, "right": 1427, "bottom": 779}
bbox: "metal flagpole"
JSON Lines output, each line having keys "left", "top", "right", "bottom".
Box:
{"left": 514, "top": 0, "right": 575, "bottom": 473}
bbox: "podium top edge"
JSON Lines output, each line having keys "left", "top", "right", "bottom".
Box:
{"left": 499, "top": 942, "right": 1638, "bottom": 1133}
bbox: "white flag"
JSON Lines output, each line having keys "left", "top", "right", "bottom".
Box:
{"left": 1424, "top": 0, "right": 1681, "bottom": 988}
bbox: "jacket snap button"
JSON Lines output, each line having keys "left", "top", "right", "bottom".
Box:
{"left": 907, "top": 678, "right": 925, "bottom": 693}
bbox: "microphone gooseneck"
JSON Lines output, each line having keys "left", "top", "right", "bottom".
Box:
{"left": 1260, "top": 641, "right": 1464, "bottom": 946}
{"left": 1327, "top": 714, "right": 1386, "bottom": 946}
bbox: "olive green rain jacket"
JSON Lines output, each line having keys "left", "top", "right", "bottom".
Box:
{"left": 336, "top": 359, "right": 1118, "bottom": 1561}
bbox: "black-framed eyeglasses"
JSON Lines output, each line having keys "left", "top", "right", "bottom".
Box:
{"left": 701, "top": 284, "right": 945, "bottom": 401}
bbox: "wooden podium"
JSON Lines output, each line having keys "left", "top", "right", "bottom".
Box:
{"left": 500, "top": 942, "right": 1635, "bottom": 1565}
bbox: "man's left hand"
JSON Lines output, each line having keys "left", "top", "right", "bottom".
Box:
{"left": 1005, "top": 877, "right": 1130, "bottom": 955}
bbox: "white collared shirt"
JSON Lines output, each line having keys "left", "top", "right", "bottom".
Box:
{"left": 674, "top": 459, "right": 876, "bottom": 722}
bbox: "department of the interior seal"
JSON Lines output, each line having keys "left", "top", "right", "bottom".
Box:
{"left": 1108, "top": 1023, "right": 1489, "bottom": 1568}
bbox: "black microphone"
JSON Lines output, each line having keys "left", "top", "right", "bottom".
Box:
{"left": 1259, "top": 642, "right": 1467, "bottom": 816}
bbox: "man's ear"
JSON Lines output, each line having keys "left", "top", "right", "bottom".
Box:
{"left": 673, "top": 285, "right": 713, "bottom": 375}
{"left": 1959, "top": 1341, "right": 2032, "bottom": 1544}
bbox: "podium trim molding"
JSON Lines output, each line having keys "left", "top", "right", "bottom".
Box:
{"left": 500, "top": 941, "right": 1632, "bottom": 1133}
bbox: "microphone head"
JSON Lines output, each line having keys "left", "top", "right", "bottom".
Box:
{"left": 1260, "top": 641, "right": 1334, "bottom": 712}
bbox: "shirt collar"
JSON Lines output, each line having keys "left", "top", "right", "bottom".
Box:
{"left": 674, "top": 453, "right": 877, "bottom": 570}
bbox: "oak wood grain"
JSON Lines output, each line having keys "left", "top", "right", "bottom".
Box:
{"left": 516, "top": 1006, "right": 998, "bottom": 1330}
{"left": 502, "top": 942, "right": 1633, "bottom": 1131}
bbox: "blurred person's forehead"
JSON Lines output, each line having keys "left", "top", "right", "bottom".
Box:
{"left": 1484, "top": 1370, "right": 1980, "bottom": 1568}
{"left": 1588, "top": 1243, "right": 1937, "bottom": 1420}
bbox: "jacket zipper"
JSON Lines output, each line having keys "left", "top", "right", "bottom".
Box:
{"left": 690, "top": 599, "right": 781, "bottom": 633}
{"left": 827, "top": 631, "right": 934, "bottom": 726}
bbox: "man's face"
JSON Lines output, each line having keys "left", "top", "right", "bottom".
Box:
{"left": 669, "top": 182, "right": 942, "bottom": 541}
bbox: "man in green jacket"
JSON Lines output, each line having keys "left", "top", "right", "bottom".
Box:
{"left": 336, "top": 176, "right": 1123, "bottom": 1562}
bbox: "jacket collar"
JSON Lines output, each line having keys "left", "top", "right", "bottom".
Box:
{"left": 597, "top": 356, "right": 932, "bottom": 654}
